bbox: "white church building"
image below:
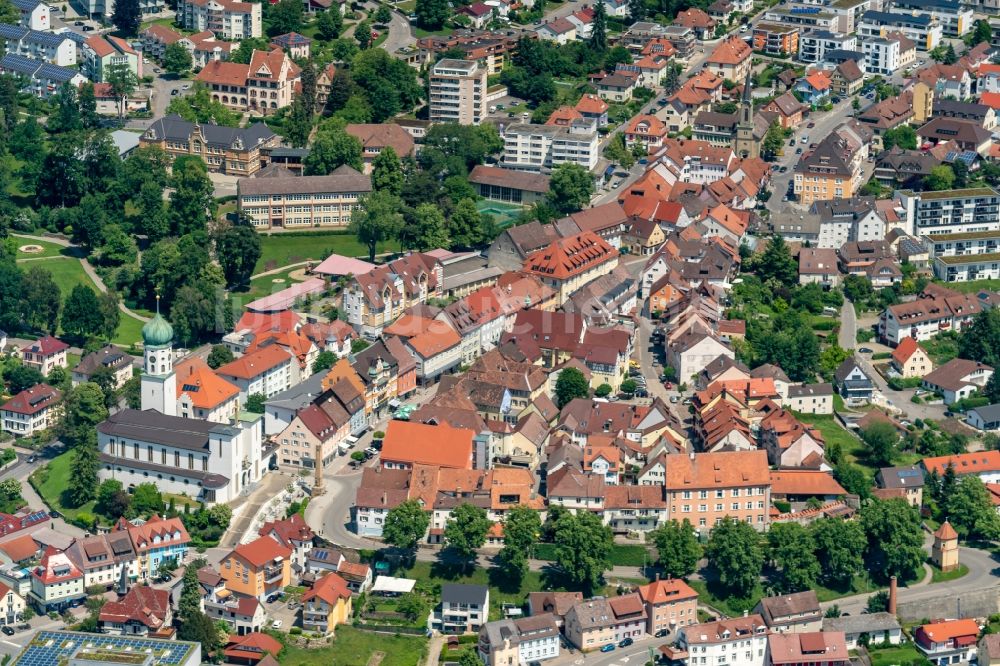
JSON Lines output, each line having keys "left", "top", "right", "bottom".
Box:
{"left": 96, "top": 306, "right": 265, "bottom": 505}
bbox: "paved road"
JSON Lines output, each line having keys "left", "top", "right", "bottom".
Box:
{"left": 839, "top": 300, "right": 857, "bottom": 350}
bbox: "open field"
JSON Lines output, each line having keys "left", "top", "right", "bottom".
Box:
{"left": 29, "top": 449, "right": 97, "bottom": 523}
{"left": 255, "top": 232, "right": 392, "bottom": 274}
{"left": 277, "top": 626, "right": 428, "bottom": 666}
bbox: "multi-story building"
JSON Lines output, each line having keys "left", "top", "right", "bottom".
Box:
{"left": 755, "top": 591, "right": 822, "bottom": 633}
{"left": 858, "top": 10, "right": 942, "bottom": 50}
{"left": 98, "top": 586, "right": 172, "bottom": 636}
{"left": 705, "top": 35, "right": 752, "bottom": 82}
{"left": 435, "top": 584, "right": 490, "bottom": 634}
{"left": 216, "top": 345, "right": 296, "bottom": 399}
{"left": 863, "top": 36, "right": 901, "bottom": 75}
{"left": 753, "top": 24, "right": 799, "bottom": 56}
{"left": 0, "top": 24, "right": 75, "bottom": 65}
{"left": 220, "top": 536, "right": 292, "bottom": 602}
{"left": 889, "top": 0, "right": 969, "bottom": 36}
{"left": 0, "top": 582, "right": 25, "bottom": 627}
{"left": 564, "top": 595, "right": 647, "bottom": 650}
{"left": 501, "top": 122, "right": 599, "bottom": 172}
{"left": 521, "top": 231, "right": 619, "bottom": 305}
{"left": 813, "top": 197, "right": 885, "bottom": 248}
{"left": 175, "top": 358, "right": 240, "bottom": 423}
{"left": 898, "top": 188, "right": 1000, "bottom": 236}
{"left": 236, "top": 165, "right": 371, "bottom": 229}
{"left": 934, "top": 253, "right": 1000, "bottom": 282}
{"left": 112, "top": 516, "right": 190, "bottom": 581}
{"left": 0, "top": 53, "right": 85, "bottom": 98}
{"left": 195, "top": 48, "right": 300, "bottom": 115}
{"left": 79, "top": 0, "right": 164, "bottom": 20}
{"left": 301, "top": 572, "right": 352, "bottom": 635}
{"left": 83, "top": 35, "right": 141, "bottom": 82}
{"left": 479, "top": 615, "right": 561, "bottom": 666}
{"left": 879, "top": 284, "right": 981, "bottom": 344}
{"left": 767, "top": 632, "right": 850, "bottom": 666}
{"left": 72, "top": 345, "right": 133, "bottom": 390}
{"left": 30, "top": 548, "right": 84, "bottom": 612}
{"left": 0, "top": 383, "right": 61, "bottom": 437}
{"left": 793, "top": 125, "right": 866, "bottom": 206}
{"left": 678, "top": 616, "right": 769, "bottom": 666}
{"left": 915, "top": 619, "right": 980, "bottom": 666}
{"left": 176, "top": 0, "right": 261, "bottom": 39}
{"left": 637, "top": 578, "right": 699, "bottom": 635}
{"left": 140, "top": 114, "right": 279, "bottom": 175}
{"left": 19, "top": 335, "right": 67, "bottom": 375}
{"left": 65, "top": 533, "right": 138, "bottom": 590}
{"left": 664, "top": 450, "right": 771, "bottom": 534}
{"left": 12, "top": 0, "right": 49, "bottom": 30}
{"left": 342, "top": 253, "right": 442, "bottom": 339}
{"left": 428, "top": 58, "right": 487, "bottom": 126}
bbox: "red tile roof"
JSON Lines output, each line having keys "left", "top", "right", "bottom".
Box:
{"left": 923, "top": 451, "right": 1000, "bottom": 476}
{"left": 217, "top": 345, "right": 292, "bottom": 380}
{"left": 21, "top": 335, "right": 68, "bottom": 356}
{"left": 0, "top": 383, "right": 60, "bottom": 416}
{"left": 230, "top": 536, "right": 292, "bottom": 568}
{"left": 175, "top": 358, "right": 239, "bottom": 410}
{"left": 707, "top": 35, "right": 751, "bottom": 66}
{"left": 770, "top": 470, "right": 846, "bottom": 497}
{"left": 523, "top": 231, "right": 618, "bottom": 281}
{"left": 380, "top": 420, "right": 474, "bottom": 469}
{"left": 638, "top": 578, "right": 698, "bottom": 604}
{"left": 302, "top": 571, "right": 351, "bottom": 605}
{"left": 99, "top": 586, "right": 170, "bottom": 630}
{"left": 119, "top": 515, "right": 190, "bottom": 554}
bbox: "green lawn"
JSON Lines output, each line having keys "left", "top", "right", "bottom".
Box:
{"left": 929, "top": 561, "right": 968, "bottom": 583}
{"left": 922, "top": 333, "right": 960, "bottom": 366}
{"left": 28, "top": 449, "right": 96, "bottom": 523}
{"left": 113, "top": 313, "right": 146, "bottom": 348}
{"left": 255, "top": 232, "right": 391, "bottom": 274}
{"left": 867, "top": 644, "right": 924, "bottom": 666}
{"left": 795, "top": 413, "right": 872, "bottom": 476}
{"left": 688, "top": 578, "right": 762, "bottom": 616}
{"left": 16, "top": 256, "right": 86, "bottom": 297}
{"left": 814, "top": 574, "right": 870, "bottom": 602}
{"left": 532, "top": 543, "right": 653, "bottom": 567}
{"left": 938, "top": 278, "right": 1000, "bottom": 294}
{"left": 278, "top": 626, "right": 428, "bottom": 666}
{"left": 241, "top": 267, "right": 307, "bottom": 303}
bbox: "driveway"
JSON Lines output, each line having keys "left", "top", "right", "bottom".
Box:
{"left": 839, "top": 300, "right": 857, "bottom": 349}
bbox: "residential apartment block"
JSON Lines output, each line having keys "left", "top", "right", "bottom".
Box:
{"left": 889, "top": 0, "right": 970, "bottom": 36}
{"left": 678, "top": 615, "right": 769, "bottom": 666}
{"left": 195, "top": 48, "right": 300, "bottom": 115}
{"left": 0, "top": 53, "right": 85, "bottom": 98}
{"left": 429, "top": 58, "right": 487, "bottom": 125}
{"left": 502, "top": 122, "right": 600, "bottom": 172}
{"left": 220, "top": 537, "right": 291, "bottom": 602}
{"left": 479, "top": 615, "right": 561, "bottom": 666}
{"left": 879, "top": 284, "right": 981, "bottom": 344}
{"left": 140, "top": 114, "right": 279, "bottom": 176}
{"left": 898, "top": 188, "right": 1000, "bottom": 236}
{"left": 176, "top": 0, "right": 261, "bottom": 39}
{"left": 664, "top": 450, "right": 771, "bottom": 533}
{"left": 82, "top": 35, "right": 141, "bottom": 82}
{"left": 793, "top": 124, "right": 867, "bottom": 205}
{"left": 0, "top": 23, "right": 75, "bottom": 66}
{"left": 236, "top": 165, "right": 372, "bottom": 229}
{"left": 0, "top": 384, "right": 61, "bottom": 437}
{"left": 858, "top": 10, "right": 942, "bottom": 50}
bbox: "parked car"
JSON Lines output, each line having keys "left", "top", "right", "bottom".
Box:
{"left": 171, "top": 89, "right": 180, "bottom": 96}
{"left": 272, "top": 620, "right": 283, "bottom": 629}
{"left": 82, "top": 25, "right": 93, "bottom": 30}
{"left": 655, "top": 629, "right": 669, "bottom": 638}
{"left": 27, "top": 455, "right": 36, "bottom": 463}
{"left": 859, "top": 347, "right": 873, "bottom": 353}
{"left": 807, "top": 122, "right": 815, "bottom": 128}
{"left": 779, "top": 166, "right": 788, "bottom": 173}
{"left": 1, "top": 626, "right": 13, "bottom": 636}
{"left": 795, "top": 147, "right": 803, "bottom": 154}
{"left": 670, "top": 395, "right": 679, "bottom": 403}
{"left": 266, "top": 594, "right": 281, "bottom": 603}
{"left": 619, "top": 638, "right": 634, "bottom": 648}
{"left": 601, "top": 645, "right": 616, "bottom": 653}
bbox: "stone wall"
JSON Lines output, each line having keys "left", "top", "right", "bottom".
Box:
{"left": 896, "top": 587, "right": 1000, "bottom": 622}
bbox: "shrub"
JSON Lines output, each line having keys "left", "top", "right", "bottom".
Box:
{"left": 774, "top": 500, "right": 791, "bottom": 514}
{"left": 911, "top": 395, "right": 922, "bottom": 404}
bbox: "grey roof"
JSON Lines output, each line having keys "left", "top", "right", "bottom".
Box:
{"left": 97, "top": 408, "right": 240, "bottom": 451}
{"left": 877, "top": 464, "right": 925, "bottom": 489}
{"left": 144, "top": 114, "right": 276, "bottom": 150}
{"left": 238, "top": 165, "right": 371, "bottom": 197}
{"left": 834, "top": 357, "right": 868, "bottom": 384}
{"left": 263, "top": 372, "right": 327, "bottom": 411}
{"left": 811, "top": 197, "right": 877, "bottom": 224}
{"left": 969, "top": 403, "right": 1000, "bottom": 423}
{"left": 756, "top": 590, "right": 820, "bottom": 626}
{"left": 0, "top": 23, "right": 74, "bottom": 48}
{"left": 787, "top": 383, "right": 833, "bottom": 398}
{"left": 862, "top": 10, "right": 932, "bottom": 26}
{"left": 442, "top": 583, "right": 489, "bottom": 605}
{"left": 822, "top": 612, "right": 900, "bottom": 633}
{"left": 111, "top": 130, "right": 141, "bottom": 156}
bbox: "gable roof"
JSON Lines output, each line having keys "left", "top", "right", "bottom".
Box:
{"left": 230, "top": 536, "right": 293, "bottom": 568}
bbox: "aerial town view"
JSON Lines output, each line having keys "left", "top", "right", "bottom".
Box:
{"left": 2, "top": 0, "right": 1000, "bottom": 661}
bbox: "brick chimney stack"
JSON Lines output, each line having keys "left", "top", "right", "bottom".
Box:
{"left": 888, "top": 575, "right": 898, "bottom": 615}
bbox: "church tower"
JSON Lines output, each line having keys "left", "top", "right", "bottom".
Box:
{"left": 734, "top": 67, "right": 759, "bottom": 159}
{"left": 140, "top": 297, "right": 177, "bottom": 416}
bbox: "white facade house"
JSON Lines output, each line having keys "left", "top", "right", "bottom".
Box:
{"left": 679, "top": 616, "right": 769, "bottom": 666}
{"left": 898, "top": 188, "right": 1000, "bottom": 236}
{"left": 922, "top": 359, "right": 994, "bottom": 405}
{"left": 967, "top": 404, "right": 1000, "bottom": 431}
{"left": 0, "top": 384, "right": 61, "bottom": 437}
{"left": 12, "top": 0, "right": 49, "bottom": 30}
{"left": 799, "top": 30, "right": 857, "bottom": 62}
{"left": 934, "top": 254, "right": 1000, "bottom": 282}
{"left": 97, "top": 408, "right": 264, "bottom": 505}
{"left": 479, "top": 616, "right": 561, "bottom": 666}
{"left": 668, "top": 333, "right": 733, "bottom": 383}
{"left": 175, "top": 0, "right": 261, "bottom": 39}
{"left": 216, "top": 346, "right": 296, "bottom": 400}
{"left": 858, "top": 10, "right": 942, "bottom": 51}
{"left": 864, "top": 37, "right": 901, "bottom": 75}
{"left": 501, "top": 122, "right": 600, "bottom": 172}
{"left": 0, "top": 23, "right": 74, "bottom": 65}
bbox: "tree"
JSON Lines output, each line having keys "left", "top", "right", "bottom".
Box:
{"left": 4, "top": 363, "right": 43, "bottom": 394}
{"left": 61, "top": 382, "right": 109, "bottom": 448}
{"left": 866, "top": 590, "right": 890, "bottom": 614}
{"left": 497, "top": 505, "right": 541, "bottom": 583}
{"left": 351, "top": 191, "right": 404, "bottom": 262}
{"left": 21, "top": 267, "right": 61, "bottom": 333}
{"left": 861, "top": 421, "right": 899, "bottom": 467}
{"left": 628, "top": 0, "right": 646, "bottom": 23}
{"left": 132, "top": 180, "right": 170, "bottom": 241}
{"left": 411, "top": 203, "right": 449, "bottom": 251}
{"left": 268, "top": 0, "right": 303, "bottom": 35}
{"left": 356, "top": 19, "right": 373, "bottom": 49}
{"left": 705, "top": 517, "right": 764, "bottom": 598}
{"left": 62, "top": 285, "right": 104, "bottom": 340}
{"left": 166, "top": 82, "right": 242, "bottom": 126}
{"left": 590, "top": 0, "right": 608, "bottom": 51}
{"left": 305, "top": 128, "right": 364, "bottom": 174}
{"left": 620, "top": 378, "right": 637, "bottom": 395}
{"left": 415, "top": 0, "right": 449, "bottom": 29}
{"left": 882, "top": 125, "right": 917, "bottom": 151}
{"left": 973, "top": 19, "right": 993, "bottom": 45}
{"left": 106, "top": 63, "right": 138, "bottom": 120}
{"left": 833, "top": 461, "right": 870, "bottom": 499}
{"left": 312, "top": 350, "right": 337, "bottom": 374}
{"left": 163, "top": 42, "right": 193, "bottom": 75}
{"left": 448, "top": 199, "right": 487, "bottom": 250}
{"left": 444, "top": 502, "right": 490, "bottom": 565}
{"left": 372, "top": 147, "right": 404, "bottom": 196}
{"left": 383, "top": 499, "right": 430, "bottom": 551}
{"left": 169, "top": 158, "right": 215, "bottom": 236}
{"left": 98, "top": 224, "right": 138, "bottom": 267}
{"left": 924, "top": 165, "right": 956, "bottom": 191}
{"left": 177, "top": 609, "right": 223, "bottom": 656}
{"left": 96, "top": 479, "right": 130, "bottom": 518}
{"left": 594, "top": 383, "right": 612, "bottom": 397}
{"left": 317, "top": 6, "right": 343, "bottom": 39}
{"left": 285, "top": 98, "right": 312, "bottom": 148}
{"left": 547, "top": 163, "right": 594, "bottom": 214}
{"left": 768, "top": 523, "right": 819, "bottom": 593}
{"left": 458, "top": 648, "right": 481, "bottom": 666}
{"left": 66, "top": 432, "right": 100, "bottom": 507}
{"left": 207, "top": 345, "right": 234, "bottom": 369}
{"left": 945, "top": 476, "right": 1000, "bottom": 540}
{"left": 860, "top": 498, "right": 924, "bottom": 582}
{"left": 179, "top": 558, "right": 208, "bottom": 620}
{"left": 555, "top": 367, "right": 589, "bottom": 408}
{"left": 214, "top": 223, "right": 262, "bottom": 288}
{"left": 552, "top": 510, "right": 613, "bottom": 595}
{"left": 649, "top": 519, "right": 702, "bottom": 578}
{"left": 132, "top": 483, "right": 165, "bottom": 516}
{"left": 757, "top": 235, "right": 798, "bottom": 284}
{"left": 762, "top": 121, "right": 785, "bottom": 161}
{"left": 943, "top": 43, "right": 958, "bottom": 64}
{"left": 111, "top": 0, "right": 141, "bottom": 36}
{"left": 958, "top": 308, "right": 1000, "bottom": 368}
{"left": 374, "top": 4, "right": 391, "bottom": 23}
{"left": 242, "top": 393, "right": 265, "bottom": 413}
{"left": 326, "top": 69, "right": 354, "bottom": 114}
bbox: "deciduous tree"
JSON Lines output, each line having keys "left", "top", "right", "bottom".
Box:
{"left": 305, "top": 127, "right": 364, "bottom": 174}
{"left": 809, "top": 517, "right": 866, "bottom": 589}
{"left": 553, "top": 510, "right": 613, "bottom": 595}
{"left": 705, "top": 517, "right": 763, "bottom": 598}
{"left": 444, "top": 502, "right": 490, "bottom": 565}
{"left": 547, "top": 163, "right": 594, "bottom": 214}
{"left": 555, "top": 367, "right": 589, "bottom": 408}
{"left": 860, "top": 498, "right": 924, "bottom": 582}
{"left": 768, "top": 523, "right": 819, "bottom": 592}
{"left": 350, "top": 191, "right": 403, "bottom": 262}
{"left": 214, "top": 223, "right": 262, "bottom": 288}
{"left": 163, "top": 42, "right": 194, "bottom": 75}
{"left": 383, "top": 499, "right": 430, "bottom": 551}
{"left": 111, "top": 0, "right": 141, "bottom": 35}
{"left": 497, "top": 505, "right": 541, "bottom": 583}
{"left": 649, "top": 519, "right": 702, "bottom": 578}
{"left": 861, "top": 421, "right": 899, "bottom": 467}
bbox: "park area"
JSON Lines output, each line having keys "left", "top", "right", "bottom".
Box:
{"left": 275, "top": 626, "right": 428, "bottom": 666}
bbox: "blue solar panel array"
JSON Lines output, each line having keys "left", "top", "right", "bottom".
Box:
{"left": 13, "top": 631, "right": 197, "bottom": 666}
{"left": 0, "top": 53, "right": 41, "bottom": 76}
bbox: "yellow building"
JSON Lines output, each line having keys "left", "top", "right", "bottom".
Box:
{"left": 932, "top": 521, "right": 959, "bottom": 572}
{"left": 522, "top": 231, "right": 619, "bottom": 306}
{"left": 891, "top": 338, "right": 933, "bottom": 379}
{"left": 220, "top": 537, "right": 292, "bottom": 601}
{"left": 793, "top": 126, "right": 865, "bottom": 206}
{"left": 302, "top": 572, "right": 353, "bottom": 635}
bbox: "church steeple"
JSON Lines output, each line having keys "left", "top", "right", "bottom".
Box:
{"left": 734, "top": 66, "right": 759, "bottom": 159}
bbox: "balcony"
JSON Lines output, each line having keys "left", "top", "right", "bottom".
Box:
{"left": 264, "top": 566, "right": 284, "bottom": 583}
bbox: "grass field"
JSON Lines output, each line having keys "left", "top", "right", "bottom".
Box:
{"left": 15, "top": 238, "right": 69, "bottom": 260}
{"left": 532, "top": 543, "right": 653, "bottom": 567}
{"left": 29, "top": 449, "right": 96, "bottom": 523}
{"left": 929, "top": 561, "right": 968, "bottom": 583}
{"left": 113, "top": 312, "right": 146, "bottom": 347}
{"left": 240, "top": 267, "right": 307, "bottom": 304}
{"left": 277, "top": 626, "right": 428, "bottom": 666}
{"left": 939, "top": 278, "right": 1000, "bottom": 294}
{"left": 867, "top": 644, "right": 923, "bottom": 666}
{"left": 255, "top": 232, "right": 392, "bottom": 274}
{"left": 796, "top": 412, "right": 869, "bottom": 471}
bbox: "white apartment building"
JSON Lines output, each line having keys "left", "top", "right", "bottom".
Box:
{"left": 889, "top": 0, "right": 970, "bottom": 36}
{"left": 175, "top": 0, "right": 261, "bottom": 39}
{"left": 934, "top": 254, "right": 1000, "bottom": 282}
{"left": 429, "top": 58, "right": 487, "bottom": 125}
{"left": 925, "top": 230, "right": 1000, "bottom": 258}
{"left": 813, "top": 198, "right": 886, "bottom": 249}
{"left": 799, "top": 30, "right": 857, "bottom": 63}
{"left": 79, "top": 0, "right": 165, "bottom": 20}
{"left": 898, "top": 187, "right": 1000, "bottom": 236}
{"left": 864, "top": 37, "right": 900, "bottom": 75}
{"left": 479, "top": 616, "right": 561, "bottom": 666}
{"left": 216, "top": 345, "right": 297, "bottom": 399}
{"left": 236, "top": 166, "right": 372, "bottom": 229}
{"left": 0, "top": 384, "right": 61, "bottom": 437}
{"left": 0, "top": 24, "right": 74, "bottom": 65}
{"left": 96, "top": 407, "right": 264, "bottom": 505}
{"left": 12, "top": 0, "right": 49, "bottom": 30}
{"left": 502, "top": 122, "right": 599, "bottom": 172}
{"left": 679, "top": 616, "right": 769, "bottom": 666}
{"left": 858, "top": 10, "right": 942, "bottom": 50}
